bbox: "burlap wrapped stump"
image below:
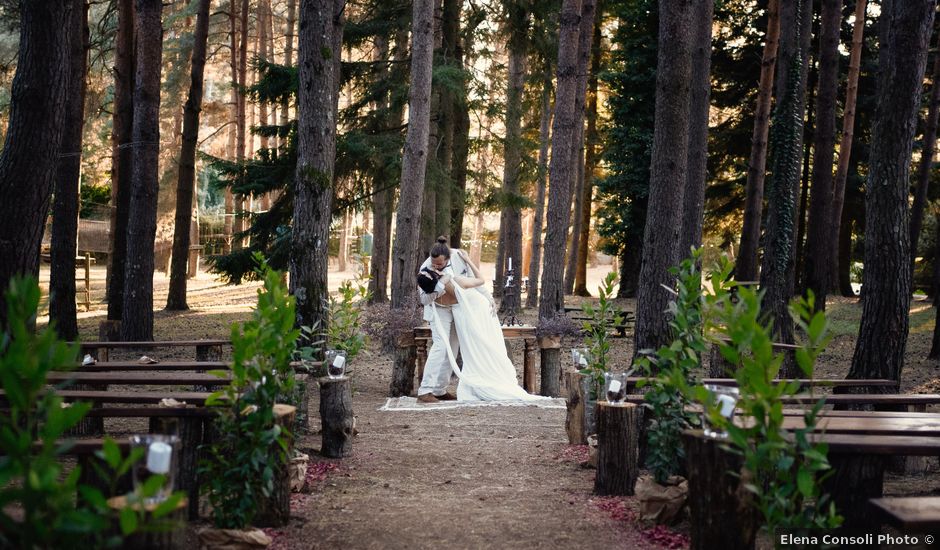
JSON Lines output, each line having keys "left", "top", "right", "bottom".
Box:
{"left": 635, "top": 475, "right": 688, "bottom": 524}
{"left": 290, "top": 453, "right": 310, "bottom": 492}
{"left": 197, "top": 528, "right": 272, "bottom": 550}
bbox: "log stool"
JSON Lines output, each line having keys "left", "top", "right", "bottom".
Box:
{"left": 319, "top": 377, "right": 354, "bottom": 458}
{"left": 107, "top": 495, "right": 188, "bottom": 550}
{"left": 594, "top": 402, "right": 642, "bottom": 495}
{"left": 255, "top": 404, "right": 297, "bottom": 527}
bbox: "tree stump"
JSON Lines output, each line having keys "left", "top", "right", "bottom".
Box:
{"left": 594, "top": 402, "right": 642, "bottom": 495}
{"left": 565, "top": 371, "right": 596, "bottom": 444}
{"left": 682, "top": 430, "right": 758, "bottom": 550}
{"left": 255, "top": 404, "right": 296, "bottom": 527}
{"left": 319, "top": 377, "right": 354, "bottom": 458}
{"left": 540, "top": 347, "right": 561, "bottom": 396}
{"left": 107, "top": 495, "right": 187, "bottom": 550}
{"left": 150, "top": 415, "right": 204, "bottom": 520}
{"left": 389, "top": 331, "right": 416, "bottom": 397}
{"left": 822, "top": 454, "right": 887, "bottom": 530}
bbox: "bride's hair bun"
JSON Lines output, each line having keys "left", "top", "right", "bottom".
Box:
{"left": 436, "top": 236, "right": 448, "bottom": 245}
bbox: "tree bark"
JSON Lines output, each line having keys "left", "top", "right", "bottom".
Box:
{"left": 846, "top": 0, "right": 936, "bottom": 386}
{"left": 120, "top": 0, "right": 162, "bottom": 341}
{"left": 526, "top": 73, "right": 553, "bottom": 309}
{"left": 107, "top": 0, "right": 135, "bottom": 321}
{"left": 319, "top": 377, "right": 354, "bottom": 458}
{"left": 538, "top": 0, "right": 587, "bottom": 320}
{"left": 50, "top": 0, "right": 88, "bottom": 340}
{"left": 291, "top": 0, "right": 340, "bottom": 332}
{"left": 450, "top": 17, "right": 472, "bottom": 249}
{"left": 910, "top": 33, "right": 940, "bottom": 275}
{"left": 802, "top": 0, "right": 842, "bottom": 310}
{"left": 167, "top": 0, "right": 210, "bottom": 311}
{"left": 679, "top": 0, "right": 713, "bottom": 258}
{"left": 574, "top": 13, "right": 603, "bottom": 298}
{"left": 0, "top": 1, "right": 73, "bottom": 326}
{"left": 758, "top": 0, "right": 811, "bottom": 375}
{"left": 593, "top": 402, "right": 641, "bottom": 496}
{"left": 390, "top": 0, "right": 435, "bottom": 310}
{"left": 282, "top": 0, "right": 297, "bottom": 131}
{"left": 736, "top": 0, "right": 780, "bottom": 283}
{"left": 223, "top": 0, "right": 238, "bottom": 254}
{"left": 633, "top": 0, "right": 694, "bottom": 354}
{"left": 830, "top": 0, "right": 867, "bottom": 292}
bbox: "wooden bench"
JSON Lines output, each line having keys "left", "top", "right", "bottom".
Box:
{"left": 412, "top": 325, "right": 539, "bottom": 392}
{"left": 869, "top": 497, "right": 940, "bottom": 531}
{"left": 627, "top": 377, "right": 897, "bottom": 390}
{"left": 619, "top": 392, "right": 940, "bottom": 410}
{"left": 76, "top": 339, "right": 231, "bottom": 362}
{"left": 47, "top": 371, "right": 232, "bottom": 386}
{"left": 0, "top": 389, "right": 215, "bottom": 405}
{"left": 75, "top": 360, "right": 323, "bottom": 373}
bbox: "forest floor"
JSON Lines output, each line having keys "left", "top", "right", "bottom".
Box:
{"left": 50, "top": 264, "right": 940, "bottom": 550}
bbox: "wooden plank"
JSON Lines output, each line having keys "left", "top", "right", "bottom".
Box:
{"left": 75, "top": 360, "right": 323, "bottom": 372}
{"left": 46, "top": 371, "right": 231, "bottom": 386}
{"left": 76, "top": 339, "right": 231, "bottom": 350}
{"left": 413, "top": 325, "right": 536, "bottom": 340}
{"left": 790, "top": 433, "right": 940, "bottom": 456}
{"left": 783, "top": 408, "right": 940, "bottom": 418}
{"left": 626, "top": 377, "right": 896, "bottom": 389}
{"left": 0, "top": 390, "right": 215, "bottom": 405}
{"left": 869, "top": 497, "right": 940, "bottom": 530}
{"left": 621, "top": 393, "right": 940, "bottom": 406}
{"left": 757, "top": 415, "right": 940, "bottom": 435}
{"left": 84, "top": 406, "right": 212, "bottom": 417}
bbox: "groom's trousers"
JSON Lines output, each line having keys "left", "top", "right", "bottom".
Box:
{"left": 417, "top": 305, "right": 459, "bottom": 397}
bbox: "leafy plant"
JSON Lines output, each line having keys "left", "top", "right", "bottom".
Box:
{"left": 579, "top": 272, "right": 623, "bottom": 395}
{"left": 635, "top": 249, "right": 716, "bottom": 483}
{"left": 201, "top": 263, "right": 298, "bottom": 529}
{"left": 328, "top": 277, "right": 371, "bottom": 361}
{"left": 0, "top": 276, "right": 181, "bottom": 548}
{"left": 696, "top": 284, "right": 842, "bottom": 534}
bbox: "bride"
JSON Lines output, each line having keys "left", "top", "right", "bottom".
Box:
{"left": 417, "top": 250, "right": 548, "bottom": 402}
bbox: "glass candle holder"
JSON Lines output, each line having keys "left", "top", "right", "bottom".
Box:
{"left": 129, "top": 434, "right": 179, "bottom": 504}
{"left": 702, "top": 384, "right": 740, "bottom": 439}
{"left": 325, "top": 349, "right": 347, "bottom": 379}
{"left": 604, "top": 371, "right": 628, "bottom": 404}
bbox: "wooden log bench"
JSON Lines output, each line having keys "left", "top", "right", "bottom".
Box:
{"left": 619, "top": 392, "right": 940, "bottom": 410}
{"left": 75, "top": 359, "right": 324, "bottom": 373}
{"left": 869, "top": 496, "right": 940, "bottom": 532}
{"left": 76, "top": 339, "right": 231, "bottom": 363}
{"left": 412, "top": 325, "right": 538, "bottom": 393}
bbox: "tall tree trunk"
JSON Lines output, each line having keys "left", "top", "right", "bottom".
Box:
{"left": 224, "top": 0, "right": 238, "bottom": 254}
{"left": 291, "top": 0, "right": 341, "bottom": 331}
{"left": 847, "top": 0, "right": 935, "bottom": 386}
{"left": 563, "top": 0, "right": 598, "bottom": 296}
{"left": 108, "top": 0, "right": 135, "bottom": 321}
{"left": 795, "top": 57, "right": 816, "bottom": 293}
{"left": 234, "top": 0, "right": 249, "bottom": 246}
{"left": 259, "top": 0, "right": 270, "bottom": 154}
{"left": 282, "top": 0, "right": 297, "bottom": 131}
{"left": 436, "top": 0, "right": 459, "bottom": 241}
{"left": 830, "top": 0, "right": 867, "bottom": 293}
{"left": 679, "top": 0, "right": 713, "bottom": 258}
{"left": 50, "top": 0, "right": 88, "bottom": 340}
{"left": 121, "top": 0, "right": 163, "bottom": 341}
{"left": 526, "top": 72, "right": 553, "bottom": 309}
{"left": 838, "top": 198, "right": 855, "bottom": 295}
{"left": 418, "top": 0, "right": 443, "bottom": 266}
{"left": 499, "top": 1, "right": 528, "bottom": 309}
{"left": 758, "top": 0, "right": 812, "bottom": 376}
{"left": 633, "top": 0, "right": 694, "bottom": 354}
{"left": 450, "top": 106, "right": 470, "bottom": 248}
{"left": 338, "top": 208, "right": 349, "bottom": 272}
{"left": 390, "top": 0, "right": 435, "bottom": 310}
{"left": 802, "top": 0, "right": 843, "bottom": 311}
{"left": 910, "top": 33, "right": 940, "bottom": 274}
{"left": 167, "top": 0, "right": 210, "bottom": 311}
{"left": 618, "top": 242, "right": 642, "bottom": 298}
{"left": 736, "top": 0, "right": 780, "bottom": 283}
{"left": 368, "top": 35, "right": 395, "bottom": 304}
{"left": 574, "top": 12, "right": 603, "bottom": 297}
{"left": 539, "top": 0, "right": 589, "bottom": 320}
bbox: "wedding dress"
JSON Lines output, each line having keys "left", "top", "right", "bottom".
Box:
{"left": 430, "top": 280, "right": 548, "bottom": 402}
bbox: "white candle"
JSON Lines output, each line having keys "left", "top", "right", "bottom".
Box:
{"left": 333, "top": 355, "right": 346, "bottom": 368}
{"left": 147, "top": 441, "right": 172, "bottom": 474}
{"left": 716, "top": 394, "right": 736, "bottom": 417}
{"left": 508, "top": 257, "right": 512, "bottom": 271}
{"left": 608, "top": 379, "right": 622, "bottom": 393}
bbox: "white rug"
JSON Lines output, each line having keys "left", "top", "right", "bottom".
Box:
{"left": 378, "top": 396, "right": 567, "bottom": 411}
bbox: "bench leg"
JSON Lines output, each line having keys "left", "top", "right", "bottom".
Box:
{"left": 524, "top": 338, "right": 538, "bottom": 394}
{"left": 65, "top": 384, "right": 105, "bottom": 436}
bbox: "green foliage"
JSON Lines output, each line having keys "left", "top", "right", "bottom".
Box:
{"left": 328, "top": 278, "right": 371, "bottom": 361}
{"left": 201, "top": 260, "right": 298, "bottom": 529}
{"left": 0, "top": 277, "right": 180, "bottom": 548}
{"left": 694, "top": 275, "right": 842, "bottom": 533}
{"left": 579, "top": 272, "right": 623, "bottom": 396}
{"left": 635, "top": 249, "right": 714, "bottom": 484}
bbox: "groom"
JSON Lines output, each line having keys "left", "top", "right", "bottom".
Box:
{"left": 416, "top": 236, "right": 472, "bottom": 403}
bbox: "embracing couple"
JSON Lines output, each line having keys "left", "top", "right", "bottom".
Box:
{"left": 415, "top": 236, "right": 547, "bottom": 403}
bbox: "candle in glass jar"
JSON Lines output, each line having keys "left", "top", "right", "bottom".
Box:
{"left": 147, "top": 441, "right": 172, "bottom": 474}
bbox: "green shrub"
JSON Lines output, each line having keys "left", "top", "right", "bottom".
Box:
{"left": 328, "top": 277, "right": 370, "bottom": 361}
{"left": 201, "top": 263, "right": 298, "bottom": 529}
{"left": 579, "top": 271, "right": 623, "bottom": 397}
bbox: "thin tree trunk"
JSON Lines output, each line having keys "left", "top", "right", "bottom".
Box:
{"left": 802, "top": 0, "right": 843, "bottom": 310}
{"left": 539, "top": 0, "right": 589, "bottom": 320}
{"left": 758, "top": 0, "right": 812, "bottom": 376}
{"left": 368, "top": 35, "right": 395, "bottom": 304}
{"left": 499, "top": 1, "right": 527, "bottom": 309}
{"left": 338, "top": 208, "right": 349, "bottom": 272}
{"left": 224, "top": 0, "right": 238, "bottom": 254}
{"left": 50, "top": 0, "right": 88, "bottom": 340}
{"left": 390, "top": 0, "right": 435, "bottom": 310}
{"left": 830, "top": 0, "right": 867, "bottom": 292}
{"left": 436, "top": 0, "right": 459, "bottom": 241}
{"left": 910, "top": 33, "right": 940, "bottom": 274}
{"left": 838, "top": 176, "right": 856, "bottom": 296}
{"left": 574, "top": 12, "right": 603, "bottom": 298}
{"left": 450, "top": 18, "right": 473, "bottom": 248}
{"left": 679, "top": 0, "right": 713, "bottom": 258}
{"left": 418, "top": 0, "right": 443, "bottom": 266}
{"left": 282, "top": 0, "right": 297, "bottom": 132}
{"left": 121, "top": 0, "right": 163, "bottom": 341}
{"left": 107, "top": 0, "right": 135, "bottom": 322}
{"left": 795, "top": 63, "right": 815, "bottom": 291}
{"left": 633, "top": 0, "right": 694, "bottom": 354}
{"left": 291, "top": 0, "right": 340, "bottom": 331}
{"left": 565, "top": 143, "right": 585, "bottom": 295}
{"left": 259, "top": 0, "right": 270, "bottom": 154}
{"left": 234, "top": 0, "right": 249, "bottom": 246}
{"left": 527, "top": 72, "right": 553, "bottom": 309}
{"left": 736, "top": 0, "right": 780, "bottom": 283}
{"left": 167, "top": 0, "right": 210, "bottom": 311}
{"left": 846, "top": 0, "right": 935, "bottom": 386}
